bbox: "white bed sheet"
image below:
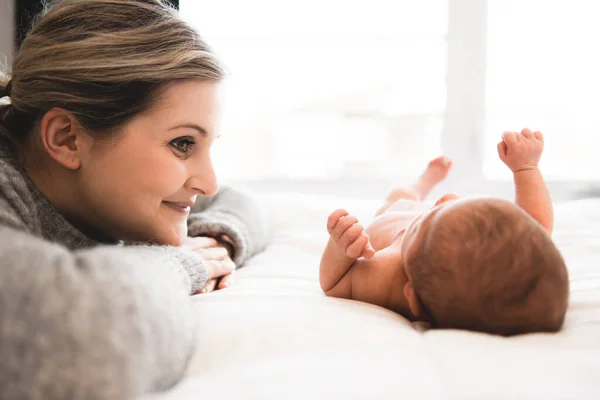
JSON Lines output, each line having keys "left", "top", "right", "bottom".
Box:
{"left": 148, "top": 194, "right": 600, "bottom": 400}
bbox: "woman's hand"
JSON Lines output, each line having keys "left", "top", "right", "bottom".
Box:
{"left": 183, "top": 236, "right": 236, "bottom": 294}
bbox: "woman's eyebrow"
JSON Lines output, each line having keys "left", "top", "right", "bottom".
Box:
{"left": 168, "top": 123, "right": 208, "bottom": 137}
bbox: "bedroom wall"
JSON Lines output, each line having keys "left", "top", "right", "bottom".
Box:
{"left": 0, "top": 0, "right": 15, "bottom": 67}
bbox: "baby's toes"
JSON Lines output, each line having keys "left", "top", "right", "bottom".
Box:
{"left": 428, "top": 155, "right": 449, "bottom": 168}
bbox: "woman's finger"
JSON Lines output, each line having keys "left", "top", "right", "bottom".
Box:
{"left": 201, "top": 278, "right": 218, "bottom": 294}
{"left": 197, "top": 247, "right": 229, "bottom": 261}
{"left": 183, "top": 236, "right": 218, "bottom": 250}
{"left": 193, "top": 278, "right": 217, "bottom": 295}
{"left": 217, "top": 271, "right": 235, "bottom": 290}
{"left": 205, "top": 259, "right": 236, "bottom": 280}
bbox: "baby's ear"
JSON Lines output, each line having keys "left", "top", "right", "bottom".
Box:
{"left": 404, "top": 281, "right": 422, "bottom": 319}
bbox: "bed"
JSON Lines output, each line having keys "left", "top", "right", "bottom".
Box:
{"left": 147, "top": 194, "right": 600, "bottom": 399}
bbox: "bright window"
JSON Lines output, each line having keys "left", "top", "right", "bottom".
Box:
{"left": 483, "top": 0, "right": 600, "bottom": 181}
{"left": 181, "top": 0, "right": 598, "bottom": 197}
{"left": 181, "top": 0, "right": 448, "bottom": 182}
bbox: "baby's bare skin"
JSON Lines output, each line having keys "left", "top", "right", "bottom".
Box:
{"left": 367, "top": 156, "right": 453, "bottom": 251}
{"left": 319, "top": 128, "right": 553, "bottom": 320}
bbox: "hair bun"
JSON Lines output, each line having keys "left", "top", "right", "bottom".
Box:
{"left": 0, "top": 80, "right": 11, "bottom": 98}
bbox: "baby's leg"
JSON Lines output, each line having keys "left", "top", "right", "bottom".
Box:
{"left": 375, "top": 156, "right": 452, "bottom": 216}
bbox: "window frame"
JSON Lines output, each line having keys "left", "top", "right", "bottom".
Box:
{"left": 442, "top": 0, "right": 596, "bottom": 201}
{"left": 224, "top": 0, "right": 593, "bottom": 202}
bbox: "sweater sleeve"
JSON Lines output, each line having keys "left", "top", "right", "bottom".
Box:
{"left": 187, "top": 185, "right": 269, "bottom": 265}
{"left": 0, "top": 225, "right": 208, "bottom": 400}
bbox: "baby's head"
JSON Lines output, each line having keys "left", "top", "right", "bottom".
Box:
{"left": 401, "top": 197, "right": 569, "bottom": 336}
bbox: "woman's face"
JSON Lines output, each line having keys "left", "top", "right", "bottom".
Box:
{"left": 78, "top": 80, "right": 220, "bottom": 246}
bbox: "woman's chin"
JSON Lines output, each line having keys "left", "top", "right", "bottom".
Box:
{"left": 122, "top": 220, "right": 188, "bottom": 246}
{"left": 159, "top": 224, "right": 188, "bottom": 247}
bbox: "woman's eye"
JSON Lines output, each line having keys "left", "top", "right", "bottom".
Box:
{"left": 169, "top": 137, "right": 196, "bottom": 154}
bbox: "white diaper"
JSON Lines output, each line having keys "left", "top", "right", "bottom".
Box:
{"left": 386, "top": 199, "right": 432, "bottom": 214}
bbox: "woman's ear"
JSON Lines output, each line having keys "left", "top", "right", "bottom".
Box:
{"left": 38, "top": 108, "right": 85, "bottom": 170}
{"left": 404, "top": 280, "right": 422, "bottom": 319}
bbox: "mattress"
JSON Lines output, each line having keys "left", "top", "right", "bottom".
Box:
{"left": 147, "top": 194, "right": 600, "bottom": 400}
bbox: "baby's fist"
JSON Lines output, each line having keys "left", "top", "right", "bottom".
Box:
{"left": 497, "top": 128, "right": 544, "bottom": 173}
{"left": 327, "top": 209, "right": 375, "bottom": 259}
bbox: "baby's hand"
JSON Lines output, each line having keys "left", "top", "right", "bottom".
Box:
{"left": 327, "top": 209, "right": 375, "bottom": 259}
{"left": 497, "top": 128, "right": 544, "bottom": 173}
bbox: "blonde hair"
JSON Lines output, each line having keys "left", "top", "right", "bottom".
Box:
{"left": 0, "top": 0, "right": 224, "bottom": 155}
{"left": 407, "top": 198, "right": 569, "bottom": 336}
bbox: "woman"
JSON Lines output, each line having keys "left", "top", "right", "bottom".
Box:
{"left": 0, "top": 0, "right": 268, "bottom": 398}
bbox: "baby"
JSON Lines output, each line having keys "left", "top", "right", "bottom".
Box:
{"left": 320, "top": 128, "right": 569, "bottom": 335}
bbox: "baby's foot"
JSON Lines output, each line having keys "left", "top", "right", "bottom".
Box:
{"left": 414, "top": 156, "right": 453, "bottom": 199}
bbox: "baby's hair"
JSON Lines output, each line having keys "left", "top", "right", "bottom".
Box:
{"left": 407, "top": 198, "right": 569, "bottom": 336}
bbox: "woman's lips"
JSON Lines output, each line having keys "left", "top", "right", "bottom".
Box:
{"left": 162, "top": 201, "right": 191, "bottom": 214}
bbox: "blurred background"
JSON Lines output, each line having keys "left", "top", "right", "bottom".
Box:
{"left": 2, "top": 0, "right": 599, "bottom": 201}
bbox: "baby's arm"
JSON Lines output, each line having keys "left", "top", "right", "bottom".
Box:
{"left": 498, "top": 128, "right": 553, "bottom": 233}
{"left": 320, "top": 209, "right": 375, "bottom": 298}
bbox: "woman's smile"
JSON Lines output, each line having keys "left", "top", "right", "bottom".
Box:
{"left": 162, "top": 201, "right": 193, "bottom": 215}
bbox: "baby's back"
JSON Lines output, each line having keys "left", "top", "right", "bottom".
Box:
{"left": 366, "top": 199, "right": 431, "bottom": 250}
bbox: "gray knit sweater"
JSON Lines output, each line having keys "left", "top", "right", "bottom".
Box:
{"left": 0, "top": 138, "right": 268, "bottom": 399}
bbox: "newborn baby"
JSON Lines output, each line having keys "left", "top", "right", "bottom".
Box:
{"left": 319, "top": 128, "right": 569, "bottom": 335}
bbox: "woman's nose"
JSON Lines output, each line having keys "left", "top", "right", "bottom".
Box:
{"left": 185, "top": 158, "right": 218, "bottom": 196}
